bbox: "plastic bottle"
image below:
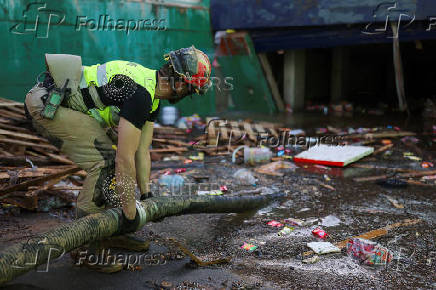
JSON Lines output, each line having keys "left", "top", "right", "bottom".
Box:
{"left": 232, "top": 146, "right": 272, "bottom": 165}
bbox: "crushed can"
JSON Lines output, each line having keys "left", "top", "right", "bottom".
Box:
{"left": 312, "top": 227, "right": 328, "bottom": 239}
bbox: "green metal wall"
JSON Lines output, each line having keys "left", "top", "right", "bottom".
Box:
{"left": 0, "top": 0, "right": 215, "bottom": 116}
{"left": 216, "top": 35, "right": 276, "bottom": 114}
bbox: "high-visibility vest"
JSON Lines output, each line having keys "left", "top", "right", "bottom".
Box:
{"left": 82, "top": 60, "right": 160, "bottom": 126}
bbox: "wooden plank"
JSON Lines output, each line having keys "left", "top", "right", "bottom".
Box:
{"left": 45, "top": 152, "right": 75, "bottom": 165}
{"left": 0, "top": 128, "right": 49, "bottom": 143}
{"left": 354, "top": 169, "right": 436, "bottom": 182}
{"left": 0, "top": 167, "right": 78, "bottom": 180}
{"left": 150, "top": 147, "right": 188, "bottom": 153}
{"left": 0, "top": 137, "right": 59, "bottom": 151}
{"left": 258, "top": 53, "right": 285, "bottom": 112}
{"left": 0, "top": 166, "right": 81, "bottom": 196}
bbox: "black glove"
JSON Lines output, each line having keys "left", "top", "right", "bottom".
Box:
{"left": 118, "top": 209, "right": 141, "bottom": 234}
{"left": 140, "top": 192, "right": 153, "bottom": 201}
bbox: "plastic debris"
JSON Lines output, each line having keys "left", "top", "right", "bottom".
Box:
{"left": 255, "top": 161, "right": 298, "bottom": 177}
{"left": 421, "top": 175, "right": 436, "bottom": 180}
{"left": 386, "top": 196, "right": 404, "bottom": 209}
{"left": 220, "top": 185, "right": 228, "bottom": 192}
{"left": 197, "top": 190, "right": 223, "bottom": 196}
{"left": 284, "top": 218, "right": 304, "bottom": 227}
{"left": 232, "top": 146, "right": 272, "bottom": 165}
{"left": 278, "top": 226, "right": 294, "bottom": 236}
{"left": 320, "top": 215, "right": 341, "bottom": 227}
{"left": 421, "top": 161, "right": 434, "bottom": 168}
{"left": 267, "top": 220, "right": 283, "bottom": 228}
{"left": 302, "top": 255, "right": 320, "bottom": 264}
{"left": 174, "top": 168, "right": 187, "bottom": 173}
{"left": 189, "top": 152, "right": 204, "bottom": 161}
{"left": 346, "top": 238, "right": 393, "bottom": 266}
{"left": 307, "top": 242, "right": 340, "bottom": 254}
{"left": 233, "top": 169, "right": 256, "bottom": 186}
{"left": 312, "top": 228, "right": 328, "bottom": 239}
{"left": 381, "top": 139, "right": 392, "bottom": 145}
{"left": 158, "top": 174, "right": 185, "bottom": 191}
{"left": 184, "top": 159, "right": 193, "bottom": 164}
{"left": 241, "top": 242, "right": 257, "bottom": 252}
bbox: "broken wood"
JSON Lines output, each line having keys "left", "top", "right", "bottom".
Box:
{"left": 0, "top": 167, "right": 81, "bottom": 197}
{"left": 353, "top": 169, "right": 436, "bottom": 182}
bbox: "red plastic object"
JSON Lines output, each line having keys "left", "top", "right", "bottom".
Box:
{"left": 175, "top": 168, "right": 187, "bottom": 173}
{"left": 220, "top": 185, "right": 228, "bottom": 192}
{"left": 312, "top": 228, "right": 328, "bottom": 239}
{"left": 267, "top": 220, "right": 284, "bottom": 228}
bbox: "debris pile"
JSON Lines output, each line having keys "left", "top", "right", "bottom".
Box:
{"left": 0, "top": 98, "right": 84, "bottom": 212}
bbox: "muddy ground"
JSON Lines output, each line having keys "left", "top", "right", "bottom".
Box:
{"left": 1, "top": 113, "right": 435, "bottom": 289}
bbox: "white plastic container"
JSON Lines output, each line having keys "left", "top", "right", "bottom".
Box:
{"left": 232, "top": 146, "right": 272, "bottom": 165}
{"left": 160, "top": 106, "right": 179, "bottom": 126}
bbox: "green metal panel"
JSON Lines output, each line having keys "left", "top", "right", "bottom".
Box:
{"left": 0, "top": 0, "right": 215, "bottom": 116}
{"left": 216, "top": 35, "right": 276, "bottom": 114}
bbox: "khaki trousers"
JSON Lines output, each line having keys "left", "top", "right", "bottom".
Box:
{"left": 25, "top": 84, "right": 116, "bottom": 217}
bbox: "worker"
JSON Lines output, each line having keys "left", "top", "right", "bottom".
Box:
{"left": 24, "top": 46, "right": 211, "bottom": 272}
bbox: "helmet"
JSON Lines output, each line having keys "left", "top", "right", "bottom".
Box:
{"left": 164, "top": 46, "right": 211, "bottom": 95}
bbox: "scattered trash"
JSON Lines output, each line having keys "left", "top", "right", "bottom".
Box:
{"left": 159, "top": 106, "right": 179, "bottom": 126}
{"left": 158, "top": 174, "right": 185, "bottom": 191}
{"left": 381, "top": 139, "right": 392, "bottom": 145}
{"left": 401, "top": 136, "right": 419, "bottom": 144}
{"left": 302, "top": 255, "right": 320, "bottom": 264}
{"left": 189, "top": 152, "right": 204, "bottom": 161}
{"left": 232, "top": 146, "right": 272, "bottom": 165}
{"left": 278, "top": 226, "right": 294, "bottom": 236}
{"left": 307, "top": 242, "right": 340, "bottom": 254}
{"left": 294, "top": 145, "right": 374, "bottom": 167}
{"left": 312, "top": 228, "right": 328, "bottom": 239}
{"left": 320, "top": 215, "right": 341, "bottom": 227}
{"left": 267, "top": 220, "right": 283, "bottom": 228}
{"left": 386, "top": 196, "right": 404, "bottom": 209}
{"left": 421, "top": 161, "right": 434, "bottom": 168}
{"left": 241, "top": 242, "right": 257, "bottom": 252}
{"left": 403, "top": 152, "right": 422, "bottom": 161}
{"left": 346, "top": 238, "right": 393, "bottom": 266}
{"left": 255, "top": 161, "right": 298, "bottom": 177}
{"left": 174, "top": 168, "right": 187, "bottom": 173}
{"left": 319, "top": 183, "right": 336, "bottom": 191}
{"left": 233, "top": 169, "right": 256, "bottom": 186}
{"left": 197, "top": 190, "right": 223, "bottom": 196}
{"left": 421, "top": 175, "right": 436, "bottom": 180}
{"left": 220, "top": 185, "right": 228, "bottom": 192}
{"left": 284, "top": 218, "right": 304, "bottom": 227}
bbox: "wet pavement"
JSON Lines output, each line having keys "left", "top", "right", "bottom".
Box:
{"left": 1, "top": 113, "right": 435, "bottom": 289}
